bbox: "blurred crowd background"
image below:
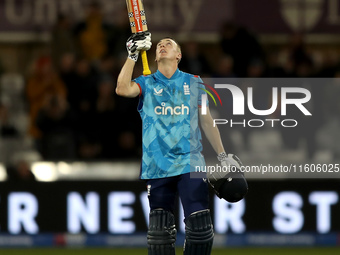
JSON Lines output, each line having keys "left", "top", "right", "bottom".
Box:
{"left": 0, "top": 0, "right": 340, "bottom": 181}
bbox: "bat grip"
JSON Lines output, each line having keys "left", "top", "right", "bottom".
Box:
{"left": 141, "top": 50, "right": 151, "bottom": 75}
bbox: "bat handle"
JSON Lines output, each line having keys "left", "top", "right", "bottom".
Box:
{"left": 141, "top": 50, "right": 151, "bottom": 75}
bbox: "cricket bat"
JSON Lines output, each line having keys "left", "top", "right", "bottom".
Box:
{"left": 126, "top": 0, "right": 151, "bottom": 75}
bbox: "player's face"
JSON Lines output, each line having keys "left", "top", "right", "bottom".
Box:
{"left": 155, "top": 39, "right": 181, "bottom": 63}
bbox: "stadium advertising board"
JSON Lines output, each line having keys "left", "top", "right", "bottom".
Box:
{"left": 1, "top": 0, "right": 340, "bottom": 37}
{"left": 0, "top": 180, "right": 339, "bottom": 238}
{"left": 0, "top": 0, "right": 231, "bottom": 34}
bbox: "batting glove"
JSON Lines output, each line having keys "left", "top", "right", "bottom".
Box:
{"left": 126, "top": 32, "right": 152, "bottom": 62}
{"left": 217, "top": 152, "right": 243, "bottom": 170}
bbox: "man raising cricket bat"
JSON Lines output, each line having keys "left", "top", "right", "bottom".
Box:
{"left": 116, "top": 32, "right": 248, "bottom": 254}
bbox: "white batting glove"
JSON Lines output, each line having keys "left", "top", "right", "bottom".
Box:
{"left": 217, "top": 152, "right": 243, "bottom": 170}
{"left": 126, "top": 32, "right": 152, "bottom": 62}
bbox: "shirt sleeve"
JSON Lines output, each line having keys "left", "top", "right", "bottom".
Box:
{"left": 133, "top": 75, "right": 146, "bottom": 97}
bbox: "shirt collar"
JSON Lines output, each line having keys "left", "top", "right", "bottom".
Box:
{"left": 155, "top": 69, "right": 180, "bottom": 80}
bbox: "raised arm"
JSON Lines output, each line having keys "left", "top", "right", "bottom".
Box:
{"left": 116, "top": 58, "right": 140, "bottom": 98}
{"left": 116, "top": 32, "right": 152, "bottom": 98}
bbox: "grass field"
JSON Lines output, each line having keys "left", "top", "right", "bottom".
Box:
{"left": 0, "top": 248, "right": 340, "bottom": 255}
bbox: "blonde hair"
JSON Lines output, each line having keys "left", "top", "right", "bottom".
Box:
{"left": 162, "top": 37, "right": 181, "bottom": 53}
{"left": 158, "top": 37, "right": 182, "bottom": 63}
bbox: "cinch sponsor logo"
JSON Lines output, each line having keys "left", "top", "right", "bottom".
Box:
{"left": 154, "top": 102, "right": 189, "bottom": 115}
